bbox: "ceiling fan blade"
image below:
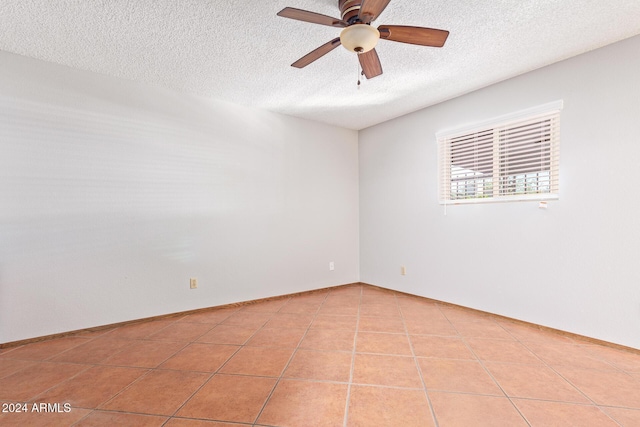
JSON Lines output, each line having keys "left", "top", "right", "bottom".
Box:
{"left": 358, "top": 0, "right": 392, "bottom": 23}
{"left": 358, "top": 48, "right": 383, "bottom": 79}
{"left": 277, "top": 7, "right": 347, "bottom": 28}
{"left": 378, "top": 25, "right": 449, "bottom": 47}
{"left": 291, "top": 38, "right": 342, "bottom": 68}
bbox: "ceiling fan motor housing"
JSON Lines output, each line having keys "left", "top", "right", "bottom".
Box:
{"left": 339, "top": 0, "right": 362, "bottom": 23}
{"left": 338, "top": 0, "right": 379, "bottom": 53}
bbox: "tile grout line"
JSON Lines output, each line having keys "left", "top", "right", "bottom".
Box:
{"left": 18, "top": 361, "right": 96, "bottom": 425}
{"left": 165, "top": 301, "right": 289, "bottom": 424}
{"left": 99, "top": 348, "right": 213, "bottom": 420}
{"left": 342, "top": 285, "right": 363, "bottom": 427}
{"left": 500, "top": 323, "right": 609, "bottom": 409}
{"left": 577, "top": 342, "right": 640, "bottom": 374}
{"left": 21, "top": 324, "right": 196, "bottom": 423}
{"left": 68, "top": 367, "right": 155, "bottom": 425}
{"left": 97, "top": 339, "right": 192, "bottom": 371}
{"left": 399, "top": 295, "right": 441, "bottom": 427}
{"left": 250, "top": 290, "right": 332, "bottom": 425}
{"left": 445, "top": 311, "right": 536, "bottom": 426}
{"left": 60, "top": 321, "right": 191, "bottom": 426}
{"left": 103, "top": 308, "right": 244, "bottom": 423}
{"left": 513, "top": 338, "right": 627, "bottom": 426}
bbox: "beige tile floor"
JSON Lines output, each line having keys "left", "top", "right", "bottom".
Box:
{"left": 1, "top": 284, "right": 640, "bottom": 426}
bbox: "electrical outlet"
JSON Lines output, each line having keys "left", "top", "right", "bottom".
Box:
{"left": 190, "top": 277, "right": 198, "bottom": 289}
{"left": 329, "top": 262, "right": 335, "bottom": 271}
{"left": 401, "top": 266, "right": 406, "bottom": 276}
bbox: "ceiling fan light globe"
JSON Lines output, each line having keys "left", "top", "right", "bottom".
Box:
{"left": 339, "top": 24, "right": 379, "bottom": 53}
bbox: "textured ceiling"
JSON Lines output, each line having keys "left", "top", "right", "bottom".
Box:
{"left": 1, "top": 1, "right": 639, "bottom": 130}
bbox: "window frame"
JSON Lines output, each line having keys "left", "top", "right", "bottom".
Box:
{"left": 437, "top": 101, "right": 562, "bottom": 205}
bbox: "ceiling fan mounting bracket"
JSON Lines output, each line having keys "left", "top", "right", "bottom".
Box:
{"left": 339, "top": 0, "right": 363, "bottom": 24}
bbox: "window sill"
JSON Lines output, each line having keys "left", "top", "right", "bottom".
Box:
{"left": 439, "top": 194, "right": 559, "bottom": 205}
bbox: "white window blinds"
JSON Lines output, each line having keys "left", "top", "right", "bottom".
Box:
{"left": 438, "top": 104, "right": 561, "bottom": 203}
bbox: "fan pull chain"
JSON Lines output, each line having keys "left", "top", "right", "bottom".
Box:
{"left": 357, "top": 54, "right": 361, "bottom": 89}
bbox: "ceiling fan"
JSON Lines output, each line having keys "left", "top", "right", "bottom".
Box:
{"left": 277, "top": 0, "right": 449, "bottom": 80}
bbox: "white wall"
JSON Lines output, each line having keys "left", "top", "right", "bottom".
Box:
{"left": 0, "top": 51, "right": 359, "bottom": 343}
{"left": 359, "top": 35, "right": 640, "bottom": 349}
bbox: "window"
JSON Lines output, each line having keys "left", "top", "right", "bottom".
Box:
{"left": 437, "top": 102, "right": 561, "bottom": 204}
